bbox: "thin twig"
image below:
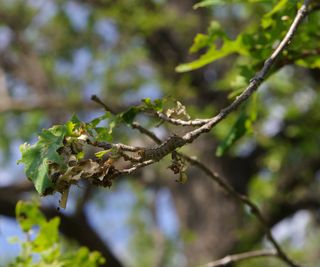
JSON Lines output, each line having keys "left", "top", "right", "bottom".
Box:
{"left": 91, "top": 95, "right": 116, "bottom": 114}
{"left": 112, "top": 159, "right": 155, "bottom": 177}
{"left": 182, "top": 155, "right": 301, "bottom": 267}
{"left": 198, "top": 249, "right": 277, "bottom": 267}
{"left": 88, "top": 140, "right": 142, "bottom": 153}
{"left": 131, "top": 122, "right": 161, "bottom": 144}
{"left": 155, "top": 111, "right": 210, "bottom": 126}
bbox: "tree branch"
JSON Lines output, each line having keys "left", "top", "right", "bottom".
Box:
{"left": 199, "top": 249, "right": 277, "bottom": 267}
{"left": 153, "top": 110, "right": 210, "bottom": 126}
{"left": 90, "top": 94, "right": 299, "bottom": 265}
{"left": 179, "top": 0, "right": 312, "bottom": 145}
{"left": 183, "top": 155, "right": 301, "bottom": 267}
{"left": 91, "top": 0, "right": 312, "bottom": 166}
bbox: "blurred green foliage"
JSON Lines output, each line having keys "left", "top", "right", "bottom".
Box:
{"left": 8, "top": 201, "right": 105, "bottom": 267}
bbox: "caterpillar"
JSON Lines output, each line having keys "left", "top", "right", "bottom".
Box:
{"left": 140, "top": 134, "right": 185, "bottom": 161}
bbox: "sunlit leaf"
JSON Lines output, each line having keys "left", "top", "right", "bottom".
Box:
{"left": 94, "top": 150, "right": 110, "bottom": 159}
{"left": 18, "top": 125, "right": 67, "bottom": 194}
{"left": 189, "top": 21, "right": 225, "bottom": 53}
{"left": 65, "top": 121, "right": 75, "bottom": 136}
{"left": 176, "top": 34, "right": 248, "bottom": 72}
{"left": 33, "top": 217, "right": 60, "bottom": 252}
{"left": 16, "top": 201, "right": 46, "bottom": 232}
{"left": 12, "top": 201, "right": 105, "bottom": 266}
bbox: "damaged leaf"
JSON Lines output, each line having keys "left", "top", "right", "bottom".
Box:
{"left": 165, "top": 101, "right": 191, "bottom": 120}
{"left": 18, "top": 125, "right": 67, "bottom": 195}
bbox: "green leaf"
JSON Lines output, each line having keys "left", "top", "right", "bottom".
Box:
{"left": 70, "top": 114, "right": 81, "bottom": 124}
{"left": 142, "top": 97, "right": 152, "bottom": 106}
{"left": 94, "top": 150, "right": 110, "bottom": 159}
{"left": 12, "top": 201, "right": 105, "bottom": 266}
{"left": 66, "top": 114, "right": 85, "bottom": 137}
{"left": 121, "top": 106, "right": 141, "bottom": 124}
{"left": 18, "top": 125, "right": 67, "bottom": 194}
{"left": 33, "top": 217, "right": 60, "bottom": 252}
{"left": 193, "top": 0, "right": 226, "bottom": 9}
{"left": 176, "top": 34, "right": 248, "bottom": 72}
{"left": 94, "top": 127, "right": 112, "bottom": 142}
{"left": 295, "top": 57, "right": 320, "bottom": 69}
{"left": 189, "top": 21, "right": 225, "bottom": 53}
{"left": 194, "top": 0, "right": 270, "bottom": 9}
{"left": 88, "top": 112, "right": 111, "bottom": 127}
{"left": 65, "top": 121, "right": 75, "bottom": 136}
{"left": 190, "top": 34, "right": 210, "bottom": 53}
{"left": 76, "top": 151, "right": 85, "bottom": 160}
{"left": 120, "top": 98, "right": 165, "bottom": 124}
{"left": 142, "top": 98, "right": 165, "bottom": 111}
{"left": 216, "top": 110, "right": 251, "bottom": 157}
{"left": 261, "top": 0, "right": 291, "bottom": 28}
{"left": 108, "top": 119, "right": 117, "bottom": 135}
{"left": 16, "top": 201, "right": 46, "bottom": 232}
{"left": 153, "top": 99, "right": 164, "bottom": 111}
{"left": 64, "top": 247, "right": 105, "bottom": 267}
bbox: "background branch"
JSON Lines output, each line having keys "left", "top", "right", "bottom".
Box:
{"left": 199, "top": 249, "right": 277, "bottom": 267}
{"left": 183, "top": 155, "right": 301, "bottom": 267}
